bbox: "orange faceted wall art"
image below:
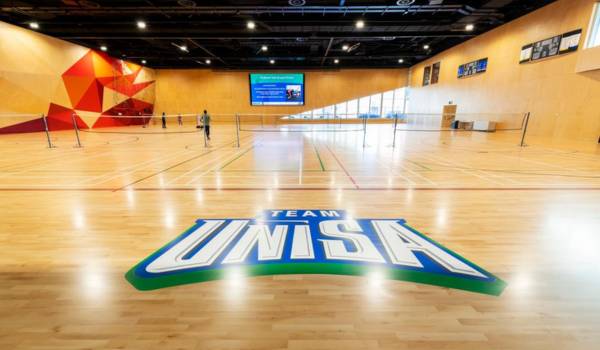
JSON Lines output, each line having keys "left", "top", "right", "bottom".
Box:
{"left": 0, "top": 50, "right": 155, "bottom": 134}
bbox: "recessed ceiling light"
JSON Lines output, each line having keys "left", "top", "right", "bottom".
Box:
{"left": 180, "top": 45, "right": 188, "bottom": 52}
{"left": 465, "top": 24, "right": 474, "bottom": 31}
{"left": 261, "top": 45, "right": 268, "bottom": 52}
{"left": 423, "top": 44, "right": 430, "bottom": 50}
{"left": 342, "top": 44, "right": 349, "bottom": 51}
{"left": 398, "top": 58, "right": 404, "bottom": 63}
{"left": 100, "top": 45, "right": 107, "bottom": 52}
{"left": 205, "top": 59, "right": 211, "bottom": 64}
{"left": 137, "top": 21, "right": 146, "bottom": 29}
{"left": 247, "top": 21, "right": 256, "bottom": 29}
{"left": 334, "top": 59, "right": 339, "bottom": 64}
{"left": 141, "top": 59, "right": 147, "bottom": 64}
{"left": 355, "top": 20, "right": 365, "bottom": 29}
{"left": 29, "top": 22, "right": 39, "bottom": 29}
{"left": 269, "top": 59, "right": 275, "bottom": 64}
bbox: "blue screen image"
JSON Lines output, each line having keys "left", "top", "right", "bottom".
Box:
{"left": 250, "top": 73, "right": 305, "bottom": 106}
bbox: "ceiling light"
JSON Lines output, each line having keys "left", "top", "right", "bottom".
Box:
{"left": 398, "top": 58, "right": 404, "bottom": 63}
{"left": 29, "top": 22, "right": 39, "bottom": 29}
{"left": 205, "top": 59, "right": 211, "bottom": 64}
{"left": 261, "top": 45, "right": 268, "bottom": 52}
{"left": 180, "top": 45, "right": 188, "bottom": 52}
{"left": 465, "top": 24, "right": 474, "bottom": 31}
{"left": 423, "top": 44, "right": 430, "bottom": 50}
{"left": 100, "top": 45, "right": 107, "bottom": 52}
{"left": 355, "top": 20, "right": 365, "bottom": 29}
{"left": 137, "top": 21, "right": 146, "bottom": 29}
{"left": 141, "top": 59, "right": 147, "bottom": 64}
{"left": 334, "top": 59, "right": 339, "bottom": 64}
{"left": 269, "top": 59, "right": 275, "bottom": 64}
{"left": 247, "top": 21, "right": 256, "bottom": 29}
{"left": 342, "top": 44, "right": 349, "bottom": 51}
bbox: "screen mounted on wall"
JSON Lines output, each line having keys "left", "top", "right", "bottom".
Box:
{"left": 249, "top": 73, "right": 305, "bottom": 106}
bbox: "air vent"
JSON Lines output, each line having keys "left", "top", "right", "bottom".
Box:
{"left": 78, "top": 0, "right": 100, "bottom": 8}
{"left": 289, "top": 0, "right": 306, "bottom": 6}
{"left": 177, "top": 0, "right": 197, "bottom": 7}
{"left": 396, "top": 0, "right": 415, "bottom": 5}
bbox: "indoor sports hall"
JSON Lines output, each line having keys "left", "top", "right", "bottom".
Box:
{"left": 0, "top": 1, "right": 599, "bottom": 349}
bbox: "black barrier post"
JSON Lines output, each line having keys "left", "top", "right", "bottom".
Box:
{"left": 519, "top": 112, "right": 531, "bottom": 147}
{"left": 392, "top": 114, "right": 399, "bottom": 148}
{"left": 71, "top": 113, "right": 82, "bottom": 148}
{"left": 235, "top": 114, "right": 241, "bottom": 148}
{"left": 362, "top": 117, "right": 367, "bottom": 148}
{"left": 41, "top": 114, "right": 55, "bottom": 148}
{"left": 202, "top": 113, "right": 208, "bottom": 148}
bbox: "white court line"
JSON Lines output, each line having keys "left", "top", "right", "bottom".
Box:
{"left": 184, "top": 142, "right": 260, "bottom": 186}
{"left": 419, "top": 153, "right": 506, "bottom": 186}
{"left": 163, "top": 135, "right": 256, "bottom": 184}
{"left": 76, "top": 148, "right": 193, "bottom": 185}
{"left": 166, "top": 147, "right": 241, "bottom": 185}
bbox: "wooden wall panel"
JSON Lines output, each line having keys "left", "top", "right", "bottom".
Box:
{"left": 154, "top": 69, "right": 408, "bottom": 117}
{"left": 407, "top": 0, "right": 600, "bottom": 143}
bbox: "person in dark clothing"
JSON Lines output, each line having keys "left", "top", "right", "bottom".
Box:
{"left": 202, "top": 110, "right": 211, "bottom": 140}
{"left": 161, "top": 112, "right": 167, "bottom": 129}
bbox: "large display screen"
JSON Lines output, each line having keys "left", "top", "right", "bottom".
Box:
{"left": 249, "top": 73, "right": 304, "bottom": 106}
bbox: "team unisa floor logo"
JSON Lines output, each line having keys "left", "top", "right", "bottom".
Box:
{"left": 126, "top": 210, "right": 506, "bottom": 295}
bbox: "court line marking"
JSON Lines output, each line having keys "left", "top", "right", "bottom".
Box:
{"left": 167, "top": 147, "right": 242, "bottom": 185}
{"left": 1, "top": 187, "right": 599, "bottom": 192}
{"left": 167, "top": 135, "right": 252, "bottom": 185}
{"left": 115, "top": 139, "right": 244, "bottom": 191}
{"left": 325, "top": 144, "right": 359, "bottom": 189}
{"left": 77, "top": 147, "right": 194, "bottom": 185}
{"left": 184, "top": 141, "right": 259, "bottom": 185}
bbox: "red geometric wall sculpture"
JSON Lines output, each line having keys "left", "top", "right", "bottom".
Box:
{"left": 0, "top": 50, "right": 155, "bottom": 134}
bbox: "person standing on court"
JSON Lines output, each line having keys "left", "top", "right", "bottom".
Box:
{"left": 202, "top": 110, "right": 211, "bottom": 140}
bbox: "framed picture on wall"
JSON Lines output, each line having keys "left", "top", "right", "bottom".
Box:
{"left": 431, "top": 62, "right": 441, "bottom": 84}
{"left": 423, "top": 66, "right": 431, "bottom": 86}
{"left": 559, "top": 29, "right": 582, "bottom": 53}
{"left": 520, "top": 44, "right": 533, "bottom": 63}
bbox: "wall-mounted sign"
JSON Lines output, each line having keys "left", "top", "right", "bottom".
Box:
{"left": 423, "top": 66, "right": 432, "bottom": 86}
{"left": 520, "top": 29, "right": 582, "bottom": 64}
{"left": 126, "top": 210, "right": 507, "bottom": 295}
{"left": 431, "top": 62, "right": 441, "bottom": 84}
{"left": 458, "top": 58, "right": 488, "bottom": 78}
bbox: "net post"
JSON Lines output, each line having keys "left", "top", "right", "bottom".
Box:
{"left": 41, "top": 113, "right": 55, "bottom": 149}
{"left": 71, "top": 113, "right": 82, "bottom": 148}
{"left": 519, "top": 112, "right": 531, "bottom": 147}
{"left": 261, "top": 113, "right": 264, "bottom": 129}
{"left": 235, "top": 113, "right": 241, "bottom": 148}
{"left": 202, "top": 112, "right": 208, "bottom": 148}
{"left": 392, "top": 114, "right": 398, "bottom": 148}
{"left": 362, "top": 116, "right": 367, "bottom": 148}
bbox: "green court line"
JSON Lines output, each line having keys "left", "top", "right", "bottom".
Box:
{"left": 218, "top": 145, "right": 256, "bottom": 170}
{"left": 312, "top": 142, "right": 326, "bottom": 171}
{"left": 407, "top": 160, "right": 432, "bottom": 171}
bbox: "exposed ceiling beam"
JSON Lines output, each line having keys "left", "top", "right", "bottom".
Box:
{"left": 320, "top": 38, "right": 334, "bottom": 66}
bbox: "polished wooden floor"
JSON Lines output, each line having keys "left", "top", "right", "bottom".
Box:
{"left": 1, "top": 122, "right": 599, "bottom": 349}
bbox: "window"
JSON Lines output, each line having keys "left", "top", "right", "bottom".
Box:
{"left": 587, "top": 2, "right": 600, "bottom": 48}
{"left": 283, "top": 87, "right": 406, "bottom": 119}
{"left": 381, "top": 90, "right": 395, "bottom": 118}
{"left": 369, "top": 93, "right": 382, "bottom": 117}
{"left": 323, "top": 105, "right": 334, "bottom": 118}
{"left": 347, "top": 99, "right": 358, "bottom": 118}
{"left": 335, "top": 102, "right": 347, "bottom": 118}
